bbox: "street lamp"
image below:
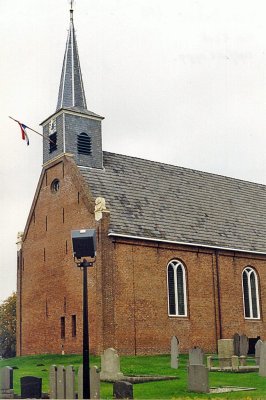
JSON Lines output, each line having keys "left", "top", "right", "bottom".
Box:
{"left": 71, "top": 229, "right": 96, "bottom": 400}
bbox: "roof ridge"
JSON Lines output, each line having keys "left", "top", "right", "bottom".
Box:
{"left": 102, "top": 150, "right": 266, "bottom": 189}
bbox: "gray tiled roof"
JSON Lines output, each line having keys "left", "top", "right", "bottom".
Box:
{"left": 79, "top": 152, "right": 266, "bottom": 253}
{"left": 63, "top": 106, "right": 104, "bottom": 119}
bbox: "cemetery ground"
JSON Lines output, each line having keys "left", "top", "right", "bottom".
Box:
{"left": 1, "top": 353, "right": 266, "bottom": 399}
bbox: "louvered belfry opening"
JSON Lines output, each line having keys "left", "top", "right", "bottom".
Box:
{"left": 77, "top": 132, "right": 91, "bottom": 155}
{"left": 49, "top": 133, "right": 57, "bottom": 153}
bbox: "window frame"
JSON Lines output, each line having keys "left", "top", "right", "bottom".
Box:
{"left": 167, "top": 259, "right": 188, "bottom": 317}
{"left": 242, "top": 266, "right": 260, "bottom": 320}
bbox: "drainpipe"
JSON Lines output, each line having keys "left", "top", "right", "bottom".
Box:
{"left": 16, "top": 231, "right": 23, "bottom": 356}
{"left": 215, "top": 250, "right": 222, "bottom": 340}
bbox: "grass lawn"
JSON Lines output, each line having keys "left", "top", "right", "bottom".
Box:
{"left": 0, "top": 353, "right": 266, "bottom": 399}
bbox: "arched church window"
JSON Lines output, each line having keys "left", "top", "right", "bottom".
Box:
{"left": 242, "top": 267, "right": 260, "bottom": 319}
{"left": 167, "top": 260, "right": 187, "bottom": 317}
{"left": 77, "top": 132, "right": 91, "bottom": 155}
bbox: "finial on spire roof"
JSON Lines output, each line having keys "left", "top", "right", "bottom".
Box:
{"left": 70, "top": 0, "right": 74, "bottom": 21}
{"left": 56, "top": 0, "right": 87, "bottom": 111}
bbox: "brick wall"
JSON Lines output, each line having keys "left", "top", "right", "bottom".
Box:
{"left": 18, "top": 155, "right": 266, "bottom": 356}
{"left": 19, "top": 156, "right": 103, "bottom": 355}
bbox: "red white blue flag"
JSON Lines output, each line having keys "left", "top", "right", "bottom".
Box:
{"left": 18, "top": 122, "right": 30, "bottom": 146}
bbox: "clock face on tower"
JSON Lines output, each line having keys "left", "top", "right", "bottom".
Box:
{"left": 49, "top": 118, "right": 57, "bottom": 135}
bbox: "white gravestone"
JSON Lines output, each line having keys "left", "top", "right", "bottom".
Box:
{"left": 100, "top": 348, "right": 124, "bottom": 381}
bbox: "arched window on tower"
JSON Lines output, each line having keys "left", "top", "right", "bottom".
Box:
{"left": 242, "top": 266, "right": 260, "bottom": 319}
{"left": 167, "top": 260, "right": 187, "bottom": 317}
{"left": 77, "top": 132, "right": 92, "bottom": 155}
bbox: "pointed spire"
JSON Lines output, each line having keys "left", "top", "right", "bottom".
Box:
{"left": 56, "top": 2, "right": 87, "bottom": 111}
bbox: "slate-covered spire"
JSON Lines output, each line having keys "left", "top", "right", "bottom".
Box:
{"left": 56, "top": 5, "right": 87, "bottom": 111}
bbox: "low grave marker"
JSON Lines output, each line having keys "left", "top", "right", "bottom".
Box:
{"left": 113, "top": 381, "right": 133, "bottom": 399}
{"left": 188, "top": 364, "right": 209, "bottom": 393}
{"left": 218, "top": 339, "right": 234, "bottom": 368}
{"left": 20, "top": 376, "right": 42, "bottom": 399}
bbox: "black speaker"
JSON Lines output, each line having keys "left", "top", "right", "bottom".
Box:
{"left": 71, "top": 229, "right": 96, "bottom": 259}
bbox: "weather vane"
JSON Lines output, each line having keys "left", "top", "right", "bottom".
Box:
{"left": 70, "top": 0, "right": 74, "bottom": 11}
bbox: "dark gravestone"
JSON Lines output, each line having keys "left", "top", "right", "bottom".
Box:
{"left": 233, "top": 333, "right": 240, "bottom": 356}
{"left": 21, "top": 376, "right": 42, "bottom": 399}
{"left": 113, "top": 381, "right": 133, "bottom": 399}
{"left": 239, "top": 334, "right": 249, "bottom": 356}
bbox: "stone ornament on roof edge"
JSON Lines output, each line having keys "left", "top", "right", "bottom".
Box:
{"left": 95, "top": 197, "right": 109, "bottom": 221}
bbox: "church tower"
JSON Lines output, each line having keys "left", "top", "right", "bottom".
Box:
{"left": 41, "top": 5, "right": 104, "bottom": 169}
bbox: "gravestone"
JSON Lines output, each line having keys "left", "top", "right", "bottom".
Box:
{"left": 218, "top": 339, "right": 234, "bottom": 368}
{"left": 189, "top": 347, "right": 204, "bottom": 365}
{"left": 255, "top": 339, "right": 263, "bottom": 365}
{"left": 188, "top": 365, "right": 209, "bottom": 393}
{"left": 231, "top": 356, "right": 239, "bottom": 371}
{"left": 49, "top": 365, "right": 57, "bottom": 399}
{"left": 206, "top": 356, "right": 213, "bottom": 370}
{"left": 20, "top": 376, "right": 42, "bottom": 399}
{"left": 239, "top": 334, "right": 249, "bottom": 356}
{"left": 239, "top": 355, "right": 246, "bottom": 367}
{"left": 170, "top": 336, "right": 179, "bottom": 369}
{"left": 56, "top": 365, "right": 66, "bottom": 399}
{"left": 78, "top": 365, "right": 100, "bottom": 399}
{"left": 113, "top": 381, "right": 133, "bottom": 399}
{"left": 66, "top": 365, "right": 75, "bottom": 400}
{"left": 100, "top": 348, "right": 124, "bottom": 381}
{"left": 233, "top": 333, "right": 240, "bottom": 356}
{"left": 259, "top": 341, "right": 266, "bottom": 377}
{"left": 0, "top": 367, "right": 14, "bottom": 399}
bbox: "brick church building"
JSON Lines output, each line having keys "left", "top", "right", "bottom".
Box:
{"left": 17, "top": 7, "right": 266, "bottom": 356}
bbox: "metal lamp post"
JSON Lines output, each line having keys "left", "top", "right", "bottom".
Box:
{"left": 71, "top": 229, "right": 96, "bottom": 400}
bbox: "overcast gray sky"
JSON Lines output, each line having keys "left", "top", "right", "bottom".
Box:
{"left": 1, "top": 0, "right": 266, "bottom": 302}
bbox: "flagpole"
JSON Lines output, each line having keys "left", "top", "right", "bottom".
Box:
{"left": 9, "top": 116, "right": 55, "bottom": 144}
